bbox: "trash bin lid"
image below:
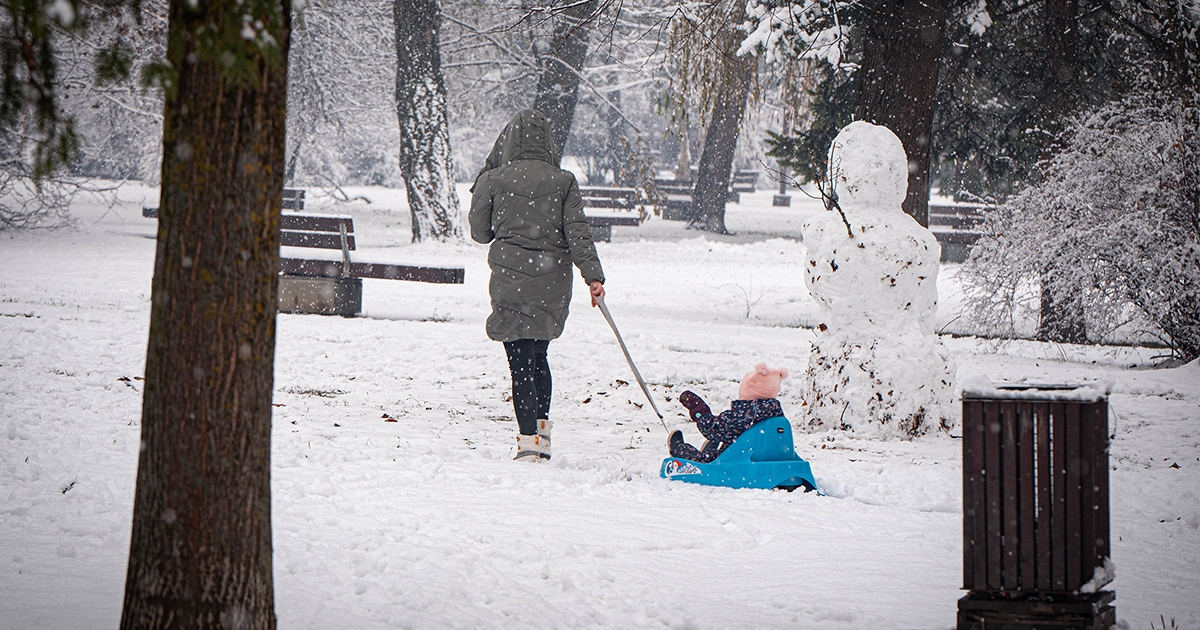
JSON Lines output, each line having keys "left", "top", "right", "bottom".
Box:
{"left": 960, "top": 377, "right": 1111, "bottom": 402}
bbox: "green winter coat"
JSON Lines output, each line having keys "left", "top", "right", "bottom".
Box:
{"left": 469, "top": 110, "right": 605, "bottom": 342}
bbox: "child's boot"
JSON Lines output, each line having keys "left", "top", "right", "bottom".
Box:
{"left": 514, "top": 434, "right": 545, "bottom": 462}
{"left": 668, "top": 430, "right": 686, "bottom": 457}
{"left": 537, "top": 419, "right": 552, "bottom": 461}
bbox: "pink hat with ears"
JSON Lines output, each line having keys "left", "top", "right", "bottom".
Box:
{"left": 738, "top": 363, "right": 789, "bottom": 400}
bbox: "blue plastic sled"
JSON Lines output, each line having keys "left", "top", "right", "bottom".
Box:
{"left": 659, "top": 416, "right": 817, "bottom": 492}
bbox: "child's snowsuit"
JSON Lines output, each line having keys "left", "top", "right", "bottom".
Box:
{"left": 670, "top": 391, "right": 784, "bottom": 463}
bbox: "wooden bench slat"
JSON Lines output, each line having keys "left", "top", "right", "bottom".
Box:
{"left": 143, "top": 188, "right": 306, "bottom": 218}
{"left": 280, "top": 231, "right": 357, "bottom": 250}
{"left": 578, "top": 186, "right": 637, "bottom": 198}
{"left": 280, "top": 214, "right": 353, "bottom": 233}
{"left": 279, "top": 258, "right": 344, "bottom": 279}
{"left": 578, "top": 186, "right": 643, "bottom": 241}
{"left": 932, "top": 231, "right": 982, "bottom": 245}
{"left": 580, "top": 198, "right": 635, "bottom": 210}
{"left": 280, "top": 257, "right": 463, "bottom": 284}
{"left": 930, "top": 215, "right": 984, "bottom": 229}
{"left": 586, "top": 216, "right": 640, "bottom": 227}
{"left": 350, "top": 261, "right": 464, "bottom": 284}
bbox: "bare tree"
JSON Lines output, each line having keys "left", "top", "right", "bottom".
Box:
{"left": 286, "top": 1, "right": 398, "bottom": 188}
{"left": 396, "top": 0, "right": 462, "bottom": 242}
{"left": 668, "top": 0, "right": 758, "bottom": 233}
{"left": 962, "top": 85, "right": 1199, "bottom": 361}
{"left": 441, "top": 0, "right": 673, "bottom": 183}
{"left": 120, "top": 1, "right": 291, "bottom": 627}
{"left": 531, "top": 0, "right": 598, "bottom": 157}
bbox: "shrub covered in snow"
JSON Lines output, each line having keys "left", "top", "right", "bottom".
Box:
{"left": 961, "top": 89, "right": 1200, "bottom": 362}
{"left": 802, "top": 122, "right": 957, "bottom": 438}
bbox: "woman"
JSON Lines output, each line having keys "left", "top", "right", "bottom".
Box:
{"left": 469, "top": 110, "right": 605, "bottom": 462}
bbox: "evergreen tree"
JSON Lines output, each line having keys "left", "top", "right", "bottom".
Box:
{"left": 765, "top": 63, "right": 854, "bottom": 185}
{"left": 0, "top": 0, "right": 157, "bottom": 229}
{"left": 853, "top": 0, "right": 947, "bottom": 226}
{"left": 747, "top": 0, "right": 946, "bottom": 225}
{"left": 931, "top": 0, "right": 1140, "bottom": 203}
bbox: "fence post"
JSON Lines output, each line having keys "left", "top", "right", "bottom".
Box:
{"left": 958, "top": 382, "right": 1116, "bottom": 630}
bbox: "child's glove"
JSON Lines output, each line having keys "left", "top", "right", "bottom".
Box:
{"left": 678, "top": 390, "right": 711, "bottom": 421}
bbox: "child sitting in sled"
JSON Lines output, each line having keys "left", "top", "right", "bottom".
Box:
{"left": 669, "top": 363, "right": 790, "bottom": 463}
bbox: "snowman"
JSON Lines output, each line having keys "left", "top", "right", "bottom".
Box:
{"left": 802, "top": 121, "right": 956, "bottom": 438}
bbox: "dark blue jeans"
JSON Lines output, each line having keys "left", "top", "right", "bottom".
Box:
{"left": 503, "top": 339, "right": 551, "bottom": 435}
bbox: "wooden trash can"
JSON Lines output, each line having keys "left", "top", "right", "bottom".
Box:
{"left": 959, "top": 383, "right": 1116, "bottom": 630}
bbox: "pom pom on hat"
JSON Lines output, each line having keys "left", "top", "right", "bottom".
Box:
{"left": 738, "top": 363, "right": 789, "bottom": 400}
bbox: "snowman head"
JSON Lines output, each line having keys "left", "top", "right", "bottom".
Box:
{"left": 828, "top": 121, "right": 908, "bottom": 212}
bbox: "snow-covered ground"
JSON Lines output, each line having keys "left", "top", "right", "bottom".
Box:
{"left": 1, "top": 183, "right": 1197, "bottom": 629}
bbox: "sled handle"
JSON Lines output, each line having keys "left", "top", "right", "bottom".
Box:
{"left": 596, "top": 295, "right": 666, "bottom": 430}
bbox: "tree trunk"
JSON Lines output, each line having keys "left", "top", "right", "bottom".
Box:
{"left": 854, "top": 0, "right": 947, "bottom": 227}
{"left": 532, "top": 0, "right": 596, "bottom": 158}
{"left": 675, "top": 124, "right": 691, "bottom": 183}
{"left": 1041, "top": 0, "right": 1079, "bottom": 123}
{"left": 395, "top": 0, "right": 462, "bottom": 242}
{"left": 119, "top": 2, "right": 290, "bottom": 629}
{"left": 1036, "top": 0, "right": 1087, "bottom": 343}
{"left": 1037, "top": 280, "right": 1088, "bottom": 344}
{"left": 691, "top": 54, "right": 754, "bottom": 234}
{"left": 602, "top": 89, "right": 628, "bottom": 185}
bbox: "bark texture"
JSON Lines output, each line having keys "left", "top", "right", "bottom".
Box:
{"left": 1036, "top": 0, "right": 1087, "bottom": 344}
{"left": 1041, "top": 0, "right": 1079, "bottom": 119}
{"left": 532, "top": 0, "right": 596, "bottom": 158}
{"left": 854, "top": 0, "right": 947, "bottom": 227}
{"left": 395, "top": 0, "right": 462, "bottom": 242}
{"left": 691, "top": 55, "right": 754, "bottom": 234}
{"left": 119, "top": 2, "right": 290, "bottom": 628}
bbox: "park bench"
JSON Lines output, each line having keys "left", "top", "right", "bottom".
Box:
{"left": 730, "top": 170, "right": 760, "bottom": 199}
{"left": 653, "top": 178, "right": 694, "bottom": 221}
{"left": 958, "top": 383, "right": 1114, "bottom": 629}
{"left": 275, "top": 212, "right": 464, "bottom": 316}
{"left": 144, "top": 189, "right": 465, "bottom": 317}
{"left": 579, "top": 186, "right": 642, "bottom": 242}
{"left": 929, "top": 203, "right": 988, "bottom": 263}
{"left": 141, "top": 188, "right": 306, "bottom": 218}
{"left": 653, "top": 172, "right": 752, "bottom": 220}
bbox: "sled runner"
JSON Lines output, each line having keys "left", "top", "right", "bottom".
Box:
{"left": 659, "top": 416, "right": 817, "bottom": 492}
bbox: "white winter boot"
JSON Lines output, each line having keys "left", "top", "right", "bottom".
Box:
{"left": 514, "top": 434, "right": 546, "bottom": 462}
{"left": 537, "top": 419, "right": 552, "bottom": 461}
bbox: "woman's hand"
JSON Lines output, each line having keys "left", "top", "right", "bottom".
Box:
{"left": 589, "top": 281, "right": 605, "bottom": 307}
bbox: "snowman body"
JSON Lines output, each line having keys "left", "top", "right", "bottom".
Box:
{"left": 802, "top": 122, "right": 956, "bottom": 438}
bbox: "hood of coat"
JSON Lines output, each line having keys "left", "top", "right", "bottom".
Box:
{"left": 482, "top": 109, "right": 560, "bottom": 172}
